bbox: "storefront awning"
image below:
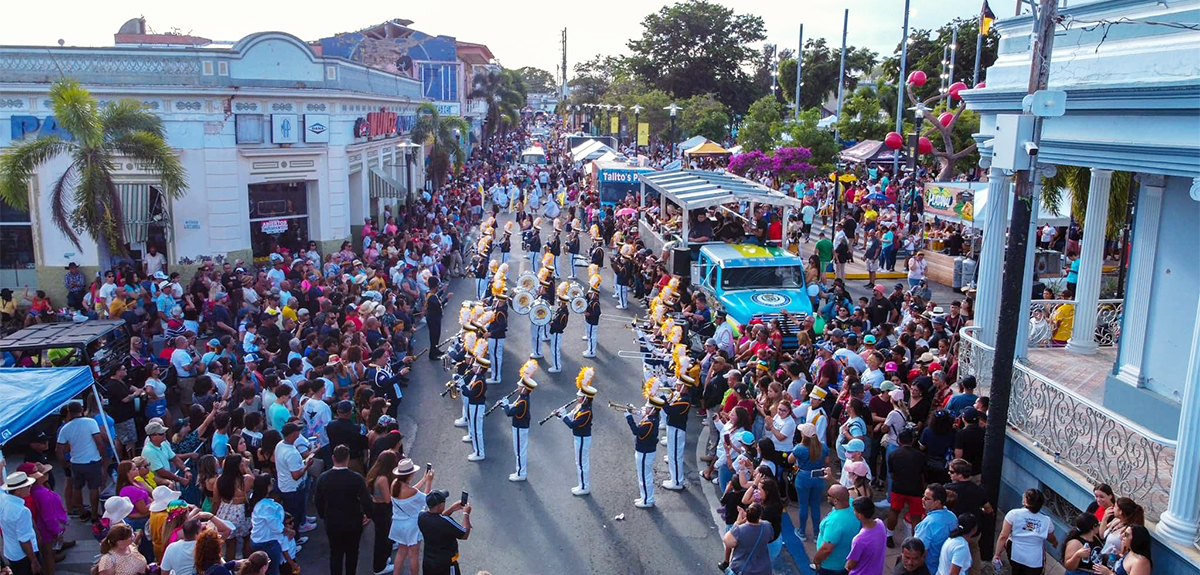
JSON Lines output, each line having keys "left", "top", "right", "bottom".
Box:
{"left": 639, "top": 170, "right": 802, "bottom": 211}
{"left": 369, "top": 167, "right": 405, "bottom": 200}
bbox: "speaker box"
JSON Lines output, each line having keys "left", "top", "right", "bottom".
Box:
{"left": 671, "top": 247, "right": 692, "bottom": 279}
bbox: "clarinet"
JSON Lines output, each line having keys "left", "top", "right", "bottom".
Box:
{"left": 538, "top": 398, "right": 579, "bottom": 425}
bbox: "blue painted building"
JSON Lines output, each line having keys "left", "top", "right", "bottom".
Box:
{"left": 958, "top": 0, "right": 1200, "bottom": 571}
{"left": 0, "top": 21, "right": 428, "bottom": 298}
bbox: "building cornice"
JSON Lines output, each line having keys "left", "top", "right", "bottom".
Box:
{"left": 960, "top": 81, "right": 1200, "bottom": 114}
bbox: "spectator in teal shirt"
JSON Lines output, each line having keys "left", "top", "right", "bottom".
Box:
{"left": 812, "top": 484, "right": 858, "bottom": 574}
{"left": 1066, "top": 255, "right": 1080, "bottom": 294}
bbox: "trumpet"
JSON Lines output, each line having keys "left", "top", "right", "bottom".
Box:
{"left": 538, "top": 398, "right": 580, "bottom": 425}
{"left": 435, "top": 330, "right": 464, "bottom": 349}
{"left": 485, "top": 388, "right": 523, "bottom": 416}
{"left": 607, "top": 401, "right": 638, "bottom": 414}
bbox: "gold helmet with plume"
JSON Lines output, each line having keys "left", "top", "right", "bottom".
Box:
{"left": 472, "top": 338, "right": 491, "bottom": 367}
{"left": 518, "top": 359, "right": 539, "bottom": 390}
{"left": 576, "top": 366, "right": 598, "bottom": 397}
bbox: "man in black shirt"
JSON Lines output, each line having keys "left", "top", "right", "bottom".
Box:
{"left": 326, "top": 401, "right": 368, "bottom": 472}
{"left": 105, "top": 364, "right": 142, "bottom": 460}
{"left": 418, "top": 490, "right": 473, "bottom": 575}
{"left": 893, "top": 537, "right": 933, "bottom": 575}
{"left": 425, "top": 276, "right": 446, "bottom": 361}
{"left": 314, "top": 445, "right": 371, "bottom": 575}
{"left": 953, "top": 408, "right": 986, "bottom": 477}
{"left": 945, "top": 458, "right": 992, "bottom": 575}
{"left": 886, "top": 429, "right": 927, "bottom": 542}
{"left": 688, "top": 212, "right": 713, "bottom": 243}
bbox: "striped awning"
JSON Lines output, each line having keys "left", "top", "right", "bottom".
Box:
{"left": 369, "top": 168, "right": 405, "bottom": 201}
{"left": 117, "top": 183, "right": 152, "bottom": 245}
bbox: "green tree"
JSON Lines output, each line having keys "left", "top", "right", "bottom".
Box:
{"left": 515, "top": 66, "right": 557, "bottom": 94}
{"left": 412, "top": 103, "right": 469, "bottom": 191}
{"left": 566, "top": 54, "right": 627, "bottom": 105}
{"left": 881, "top": 18, "right": 998, "bottom": 103}
{"left": 469, "top": 68, "right": 525, "bottom": 143}
{"left": 782, "top": 39, "right": 878, "bottom": 112}
{"left": 0, "top": 79, "right": 187, "bottom": 258}
{"left": 1041, "top": 168, "right": 1132, "bottom": 240}
{"left": 626, "top": 0, "right": 766, "bottom": 114}
{"left": 777, "top": 108, "right": 839, "bottom": 173}
{"left": 737, "top": 96, "right": 781, "bottom": 153}
{"left": 834, "top": 86, "right": 891, "bottom": 143}
{"left": 633, "top": 89, "right": 675, "bottom": 143}
{"left": 678, "top": 93, "right": 729, "bottom": 142}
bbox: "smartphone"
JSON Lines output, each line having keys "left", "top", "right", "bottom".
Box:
{"left": 460, "top": 491, "right": 469, "bottom": 506}
{"left": 425, "top": 462, "right": 433, "bottom": 473}
{"left": 810, "top": 468, "right": 828, "bottom": 478}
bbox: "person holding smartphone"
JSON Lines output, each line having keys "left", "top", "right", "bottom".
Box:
{"left": 418, "top": 490, "right": 473, "bottom": 575}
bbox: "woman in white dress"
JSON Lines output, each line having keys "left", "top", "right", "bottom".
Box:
{"left": 390, "top": 458, "right": 434, "bottom": 575}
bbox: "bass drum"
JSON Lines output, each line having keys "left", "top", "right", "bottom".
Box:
{"left": 516, "top": 272, "right": 538, "bottom": 293}
{"left": 569, "top": 296, "right": 587, "bottom": 314}
{"left": 529, "top": 301, "right": 553, "bottom": 326}
{"left": 567, "top": 283, "right": 584, "bottom": 300}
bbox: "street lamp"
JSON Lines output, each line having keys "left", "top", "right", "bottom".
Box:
{"left": 614, "top": 104, "right": 625, "bottom": 143}
{"left": 664, "top": 103, "right": 681, "bottom": 159}
{"left": 630, "top": 104, "right": 644, "bottom": 150}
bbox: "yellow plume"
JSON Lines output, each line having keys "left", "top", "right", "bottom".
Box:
{"left": 472, "top": 338, "right": 489, "bottom": 359}
{"left": 463, "top": 331, "right": 477, "bottom": 353}
{"left": 576, "top": 366, "right": 595, "bottom": 390}
{"left": 519, "top": 359, "right": 539, "bottom": 380}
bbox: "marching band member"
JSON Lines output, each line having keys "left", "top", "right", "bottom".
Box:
{"left": 628, "top": 380, "right": 665, "bottom": 509}
{"left": 588, "top": 225, "right": 605, "bottom": 286}
{"left": 548, "top": 282, "right": 570, "bottom": 373}
{"left": 367, "top": 347, "right": 404, "bottom": 418}
{"left": 557, "top": 367, "right": 597, "bottom": 496}
{"left": 502, "top": 360, "right": 538, "bottom": 482}
{"left": 610, "top": 231, "right": 624, "bottom": 299}
{"left": 462, "top": 339, "right": 490, "bottom": 461}
{"left": 547, "top": 218, "right": 563, "bottom": 279}
{"left": 582, "top": 274, "right": 601, "bottom": 358}
{"left": 499, "top": 222, "right": 514, "bottom": 269}
{"left": 486, "top": 292, "right": 507, "bottom": 385}
{"left": 565, "top": 219, "right": 581, "bottom": 279}
{"left": 615, "top": 244, "right": 635, "bottom": 310}
{"left": 472, "top": 254, "right": 488, "bottom": 300}
{"left": 524, "top": 217, "right": 543, "bottom": 264}
{"left": 662, "top": 346, "right": 696, "bottom": 491}
{"left": 453, "top": 329, "right": 479, "bottom": 429}
{"left": 529, "top": 267, "right": 553, "bottom": 360}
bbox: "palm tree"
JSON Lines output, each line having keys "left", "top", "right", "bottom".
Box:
{"left": 0, "top": 79, "right": 186, "bottom": 262}
{"left": 1040, "top": 166, "right": 1132, "bottom": 240}
{"left": 412, "top": 102, "right": 469, "bottom": 191}
{"left": 469, "top": 68, "right": 525, "bottom": 144}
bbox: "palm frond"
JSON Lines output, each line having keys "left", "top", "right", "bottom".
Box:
{"left": 1107, "top": 171, "right": 1132, "bottom": 240}
{"left": 0, "top": 136, "right": 73, "bottom": 210}
{"left": 49, "top": 160, "right": 82, "bottom": 249}
{"left": 50, "top": 79, "right": 102, "bottom": 147}
{"left": 73, "top": 150, "right": 125, "bottom": 254}
{"left": 101, "top": 100, "right": 166, "bottom": 140}
{"left": 108, "top": 131, "right": 187, "bottom": 197}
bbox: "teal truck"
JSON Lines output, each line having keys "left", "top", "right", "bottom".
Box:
{"left": 694, "top": 243, "right": 814, "bottom": 349}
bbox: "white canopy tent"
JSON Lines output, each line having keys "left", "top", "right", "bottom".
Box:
{"left": 571, "top": 140, "right": 615, "bottom": 163}
{"left": 637, "top": 170, "right": 803, "bottom": 254}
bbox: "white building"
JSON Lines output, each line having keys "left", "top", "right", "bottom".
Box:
{"left": 0, "top": 25, "right": 428, "bottom": 300}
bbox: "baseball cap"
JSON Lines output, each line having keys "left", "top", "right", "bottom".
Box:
{"left": 863, "top": 335, "right": 876, "bottom": 345}
{"left": 425, "top": 490, "right": 450, "bottom": 508}
{"left": 962, "top": 407, "right": 981, "bottom": 423}
{"left": 336, "top": 400, "right": 354, "bottom": 414}
{"left": 831, "top": 328, "right": 845, "bottom": 338}
{"left": 737, "top": 431, "right": 755, "bottom": 446}
{"left": 207, "top": 338, "right": 221, "bottom": 348}
{"left": 846, "top": 438, "right": 865, "bottom": 453}
{"left": 880, "top": 381, "right": 897, "bottom": 392}
{"left": 281, "top": 422, "right": 302, "bottom": 437}
{"left": 889, "top": 389, "right": 905, "bottom": 402}
{"left": 885, "top": 361, "right": 899, "bottom": 372}
{"left": 894, "top": 283, "right": 905, "bottom": 291}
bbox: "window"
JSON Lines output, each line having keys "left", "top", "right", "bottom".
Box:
{"left": 203, "top": 61, "right": 214, "bottom": 76}
{"left": 0, "top": 202, "right": 36, "bottom": 288}
{"left": 248, "top": 182, "right": 310, "bottom": 262}
{"left": 218, "top": 61, "right": 229, "bottom": 76}
{"left": 720, "top": 266, "right": 804, "bottom": 291}
{"left": 235, "top": 114, "right": 265, "bottom": 144}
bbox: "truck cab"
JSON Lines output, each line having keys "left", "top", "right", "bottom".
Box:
{"left": 694, "top": 243, "right": 813, "bottom": 349}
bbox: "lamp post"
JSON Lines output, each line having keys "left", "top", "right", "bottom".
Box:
{"left": 615, "top": 103, "right": 625, "bottom": 143}
{"left": 893, "top": 0, "right": 912, "bottom": 176}
{"left": 664, "top": 103, "right": 681, "bottom": 160}
{"left": 630, "top": 104, "right": 644, "bottom": 151}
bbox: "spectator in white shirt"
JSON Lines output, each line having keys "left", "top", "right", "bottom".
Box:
{"left": 274, "top": 424, "right": 316, "bottom": 535}
{"left": 56, "top": 402, "right": 109, "bottom": 521}
{"left": 0, "top": 472, "right": 40, "bottom": 574}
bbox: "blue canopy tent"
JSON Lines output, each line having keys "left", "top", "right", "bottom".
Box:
{"left": 0, "top": 367, "right": 113, "bottom": 452}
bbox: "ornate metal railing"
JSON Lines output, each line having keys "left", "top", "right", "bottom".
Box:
{"left": 1027, "top": 298, "right": 1124, "bottom": 348}
{"left": 958, "top": 327, "right": 1175, "bottom": 522}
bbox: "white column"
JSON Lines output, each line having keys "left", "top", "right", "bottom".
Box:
{"left": 1067, "top": 169, "right": 1112, "bottom": 355}
{"left": 1117, "top": 176, "right": 1164, "bottom": 385}
{"left": 1157, "top": 291, "right": 1200, "bottom": 545}
{"left": 976, "top": 166, "right": 1011, "bottom": 346}
{"left": 1015, "top": 183, "right": 1042, "bottom": 360}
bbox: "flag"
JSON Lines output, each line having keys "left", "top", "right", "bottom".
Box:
{"left": 980, "top": 1, "right": 996, "bottom": 35}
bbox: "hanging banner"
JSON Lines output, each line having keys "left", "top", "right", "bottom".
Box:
{"left": 637, "top": 122, "right": 649, "bottom": 146}
{"left": 924, "top": 183, "right": 976, "bottom": 222}
{"left": 610, "top": 117, "right": 619, "bottom": 135}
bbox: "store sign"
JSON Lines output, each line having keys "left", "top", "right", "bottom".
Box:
{"left": 10, "top": 115, "right": 73, "bottom": 141}
{"left": 354, "top": 108, "right": 399, "bottom": 139}
{"left": 924, "top": 183, "right": 975, "bottom": 222}
{"left": 271, "top": 114, "right": 299, "bottom": 144}
{"left": 599, "top": 170, "right": 641, "bottom": 184}
{"left": 433, "top": 102, "right": 460, "bottom": 116}
{"left": 184, "top": 219, "right": 201, "bottom": 230}
{"left": 260, "top": 219, "right": 289, "bottom": 234}
{"left": 304, "top": 114, "right": 330, "bottom": 143}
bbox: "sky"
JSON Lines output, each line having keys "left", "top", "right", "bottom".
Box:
{"left": 4, "top": 0, "right": 1004, "bottom": 80}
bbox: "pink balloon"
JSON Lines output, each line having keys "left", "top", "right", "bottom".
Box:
{"left": 974, "top": 82, "right": 986, "bottom": 89}
{"left": 948, "top": 81, "right": 968, "bottom": 101}
{"left": 907, "top": 71, "right": 927, "bottom": 87}
{"left": 938, "top": 112, "right": 955, "bottom": 127}
{"left": 917, "top": 137, "right": 934, "bottom": 155}
{"left": 884, "top": 132, "right": 904, "bottom": 150}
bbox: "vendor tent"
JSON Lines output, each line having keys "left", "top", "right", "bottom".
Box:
{"left": 0, "top": 367, "right": 96, "bottom": 444}
{"left": 639, "top": 170, "right": 802, "bottom": 212}
{"left": 839, "top": 140, "right": 908, "bottom": 165}
{"left": 572, "top": 140, "right": 615, "bottom": 163}
{"left": 677, "top": 135, "right": 709, "bottom": 152}
{"left": 684, "top": 141, "right": 731, "bottom": 156}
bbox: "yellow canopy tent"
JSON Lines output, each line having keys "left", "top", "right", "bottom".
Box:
{"left": 684, "top": 141, "right": 731, "bottom": 156}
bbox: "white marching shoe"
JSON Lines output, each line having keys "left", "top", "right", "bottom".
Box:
{"left": 453, "top": 418, "right": 468, "bottom": 428}
{"left": 571, "top": 486, "right": 590, "bottom": 496}
{"left": 634, "top": 498, "right": 655, "bottom": 509}
{"left": 661, "top": 480, "right": 685, "bottom": 491}
{"left": 508, "top": 474, "right": 527, "bottom": 482}
{"left": 461, "top": 435, "right": 472, "bottom": 443}
{"left": 467, "top": 454, "right": 485, "bottom": 462}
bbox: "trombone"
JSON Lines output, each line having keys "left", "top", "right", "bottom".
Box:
{"left": 617, "top": 349, "right": 669, "bottom": 360}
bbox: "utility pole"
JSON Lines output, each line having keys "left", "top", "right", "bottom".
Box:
{"left": 794, "top": 24, "right": 804, "bottom": 121}
{"left": 980, "top": 0, "right": 1058, "bottom": 559}
{"left": 561, "top": 28, "right": 568, "bottom": 100}
{"left": 893, "top": 0, "right": 911, "bottom": 176}
{"left": 973, "top": 9, "right": 985, "bottom": 85}
{"left": 833, "top": 8, "right": 848, "bottom": 144}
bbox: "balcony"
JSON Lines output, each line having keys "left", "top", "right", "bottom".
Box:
{"left": 958, "top": 324, "right": 1176, "bottom": 523}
